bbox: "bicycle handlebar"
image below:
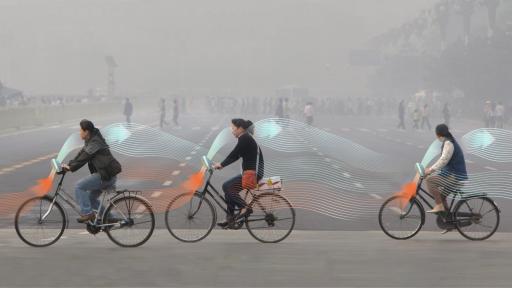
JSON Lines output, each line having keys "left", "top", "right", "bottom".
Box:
{"left": 56, "top": 170, "right": 67, "bottom": 175}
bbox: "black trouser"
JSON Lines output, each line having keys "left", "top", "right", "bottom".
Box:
{"left": 222, "top": 174, "right": 262, "bottom": 216}
{"left": 397, "top": 116, "right": 405, "bottom": 129}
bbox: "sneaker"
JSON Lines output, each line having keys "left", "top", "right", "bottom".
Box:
{"left": 77, "top": 213, "right": 96, "bottom": 223}
{"left": 441, "top": 228, "right": 453, "bottom": 235}
{"left": 217, "top": 215, "right": 234, "bottom": 229}
{"left": 236, "top": 207, "right": 253, "bottom": 220}
{"left": 426, "top": 204, "right": 445, "bottom": 214}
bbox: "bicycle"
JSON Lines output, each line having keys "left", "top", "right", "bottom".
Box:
{"left": 165, "top": 156, "right": 295, "bottom": 243}
{"left": 15, "top": 159, "right": 155, "bottom": 247}
{"left": 379, "top": 163, "right": 500, "bottom": 241}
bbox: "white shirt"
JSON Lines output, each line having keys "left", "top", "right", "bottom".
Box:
{"left": 431, "top": 140, "right": 454, "bottom": 171}
{"left": 304, "top": 105, "right": 313, "bottom": 117}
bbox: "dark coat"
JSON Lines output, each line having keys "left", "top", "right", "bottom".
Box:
{"left": 68, "top": 129, "right": 122, "bottom": 181}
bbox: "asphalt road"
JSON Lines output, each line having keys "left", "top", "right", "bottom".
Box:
{"left": 1, "top": 111, "right": 512, "bottom": 231}
{"left": 1, "top": 229, "right": 512, "bottom": 287}
{"left": 1, "top": 110, "right": 512, "bottom": 287}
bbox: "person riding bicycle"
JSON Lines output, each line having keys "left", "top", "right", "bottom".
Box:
{"left": 424, "top": 124, "right": 468, "bottom": 213}
{"left": 61, "top": 119, "right": 122, "bottom": 223}
{"left": 213, "top": 118, "right": 264, "bottom": 228}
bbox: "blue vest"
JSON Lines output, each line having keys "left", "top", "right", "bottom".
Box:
{"left": 440, "top": 139, "right": 468, "bottom": 181}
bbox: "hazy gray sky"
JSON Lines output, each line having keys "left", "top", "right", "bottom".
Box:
{"left": 0, "top": 0, "right": 433, "bottom": 96}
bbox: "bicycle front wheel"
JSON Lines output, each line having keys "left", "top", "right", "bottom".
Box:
{"left": 15, "top": 196, "right": 66, "bottom": 247}
{"left": 379, "top": 196, "right": 424, "bottom": 240}
{"left": 165, "top": 192, "right": 216, "bottom": 243}
{"left": 454, "top": 197, "right": 500, "bottom": 241}
{"left": 246, "top": 192, "right": 295, "bottom": 243}
{"left": 103, "top": 196, "right": 155, "bottom": 247}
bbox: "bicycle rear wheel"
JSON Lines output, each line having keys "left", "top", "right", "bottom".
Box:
{"left": 454, "top": 197, "right": 499, "bottom": 241}
{"left": 165, "top": 192, "right": 216, "bottom": 243}
{"left": 245, "top": 192, "right": 295, "bottom": 243}
{"left": 15, "top": 196, "right": 66, "bottom": 247}
{"left": 379, "top": 196, "right": 424, "bottom": 240}
{"left": 103, "top": 196, "right": 155, "bottom": 247}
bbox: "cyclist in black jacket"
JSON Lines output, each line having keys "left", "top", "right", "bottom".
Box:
{"left": 213, "top": 119, "right": 264, "bottom": 228}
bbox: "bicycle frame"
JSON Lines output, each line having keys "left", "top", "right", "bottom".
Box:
{"left": 194, "top": 168, "right": 256, "bottom": 216}
{"left": 414, "top": 176, "right": 457, "bottom": 213}
{"left": 45, "top": 172, "right": 131, "bottom": 229}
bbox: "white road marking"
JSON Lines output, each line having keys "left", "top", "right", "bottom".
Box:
{"left": 370, "top": 193, "right": 383, "bottom": 200}
{"left": 343, "top": 172, "right": 351, "bottom": 178}
{"left": 484, "top": 166, "right": 497, "bottom": 171}
{"left": 171, "top": 170, "right": 181, "bottom": 176}
{"left": 465, "top": 159, "right": 474, "bottom": 164}
{"left": 190, "top": 151, "right": 197, "bottom": 155}
{"left": 135, "top": 205, "right": 146, "bottom": 213}
{"left": 354, "top": 183, "right": 364, "bottom": 189}
{"left": 162, "top": 180, "right": 173, "bottom": 186}
{"left": 78, "top": 231, "right": 89, "bottom": 235}
{"left": 179, "top": 163, "right": 187, "bottom": 167}
{"left": 358, "top": 128, "right": 370, "bottom": 132}
{"left": 192, "top": 126, "right": 201, "bottom": 130}
{"left": 341, "top": 128, "right": 351, "bottom": 132}
{"left": 151, "top": 191, "right": 162, "bottom": 198}
{"left": 332, "top": 164, "right": 340, "bottom": 169}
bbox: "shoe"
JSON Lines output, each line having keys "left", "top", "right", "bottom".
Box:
{"left": 236, "top": 207, "right": 253, "bottom": 219}
{"left": 426, "top": 204, "right": 445, "bottom": 214}
{"left": 77, "top": 213, "right": 95, "bottom": 223}
{"left": 217, "top": 215, "right": 234, "bottom": 229}
{"left": 441, "top": 228, "right": 453, "bottom": 235}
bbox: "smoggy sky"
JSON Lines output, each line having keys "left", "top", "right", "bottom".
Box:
{"left": 0, "top": 0, "right": 433, "bottom": 96}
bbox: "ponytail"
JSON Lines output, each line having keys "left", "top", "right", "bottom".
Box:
{"left": 435, "top": 124, "right": 454, "bottom": 141}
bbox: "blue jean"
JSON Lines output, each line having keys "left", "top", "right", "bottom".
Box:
{"left": 75, "top": 173, "right": 116, "bottom": 215}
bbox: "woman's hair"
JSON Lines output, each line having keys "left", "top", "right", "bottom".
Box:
{"left": 80, "top": 119, "right": 105, "bottom": 141}
{"left": 231, "top": 118, "right": 254, "bottom": 134}
{"left": 435, "top": 124, "right": 454, "bottom": 140}
{"left": 80, "top": 119, "right": 96, "bottom": 133}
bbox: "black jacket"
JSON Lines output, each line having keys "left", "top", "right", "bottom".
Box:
{"left": 221, "top": 132, "right": 264, "bottom": 178}
{"left": 68, "top": 129, "right": 122, "bottom": 181}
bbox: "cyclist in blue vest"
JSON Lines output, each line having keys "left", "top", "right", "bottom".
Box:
{"left": 424, "top": 124, "right": 468, "bottom": 213}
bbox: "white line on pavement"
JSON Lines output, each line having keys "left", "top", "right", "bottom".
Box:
{"left": 171, "top": 170, "right": 181, "bottom": 176}
{"left": 151, "top": 191, "right": 162, "bottom": 198}
{"left": 484, "top": 166, "right": 497, "bottom": 171}
{"left": 162, "top": 180, "right": 173, "bottom": 186}
{"left": 370, "top": 193, "right": 383, "bottom": 200}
